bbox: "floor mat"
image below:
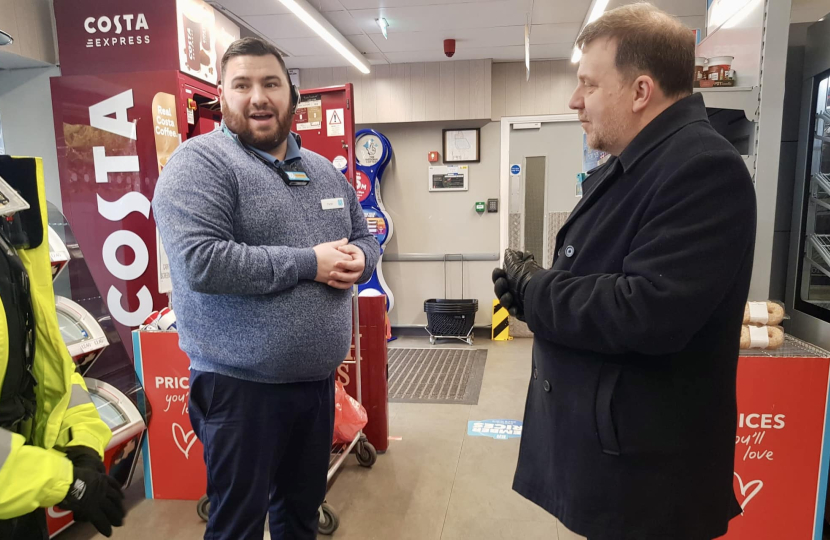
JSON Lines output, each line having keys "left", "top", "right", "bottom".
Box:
{"left": 387, "top": 348, "right": 487, "bottom": 404}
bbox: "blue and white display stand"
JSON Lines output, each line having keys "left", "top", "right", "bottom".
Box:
{"left": 355, "top": 129, "right": 394, "bottom": 312}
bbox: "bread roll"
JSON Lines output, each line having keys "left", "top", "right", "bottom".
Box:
{"left": 743, "top": 301, "right": 785, "bottom": 326}
{"left": 740, "top": 325, "right": 784, "bottom": 350}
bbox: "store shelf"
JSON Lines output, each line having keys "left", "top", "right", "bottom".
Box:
{"left": 694, "top": 86, "right": 760, "bottom": 122}
{"left": 742, "top": 155, "right": 755, "bottom": 175}
{"left": 811, "top": 173, "right": 830, "bottom": 213}
{"left": 739, "top": 335, "right": 830, "bottom": 358}
{"left": 807, "top": 234, "right": 830, "bottom": 279}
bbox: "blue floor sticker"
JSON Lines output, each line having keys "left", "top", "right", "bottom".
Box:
{"left": 468, "top": 420, "right": 522, "bottom": 440}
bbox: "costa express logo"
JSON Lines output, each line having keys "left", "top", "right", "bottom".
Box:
{"left": 84, "top": 14, "right": 150, "bottom": 48}
{"left": 89, "top": 89, "right": 155, "bottom": 327}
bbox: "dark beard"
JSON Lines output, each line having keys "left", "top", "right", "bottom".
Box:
{"left": 221, "top": 97, "right": 293, "bottom": 153}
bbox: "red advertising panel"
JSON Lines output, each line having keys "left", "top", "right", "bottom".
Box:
{"left": 51, "top": 71, "right": 179, "bottom": 353}
{"left": 53, "top": 0, "right": 179, "bottom": 77}
{"left": 724, "top": 356, "right": 830, "bottom": 540}
{"left": 53, "top": 0, "right": 238, "bottom": 83}
{"left": 51, "top": 71, "right": 219, "bottom": 356}
{"left": 134, "top": 331, "right": 206, "bottom": 500}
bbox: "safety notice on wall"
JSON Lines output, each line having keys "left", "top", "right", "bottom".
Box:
{"left": 327, "top": 108, "right": 344, "bottom": 137}
{"left": 295, "top": 94, "right": 322, "bottom": 131}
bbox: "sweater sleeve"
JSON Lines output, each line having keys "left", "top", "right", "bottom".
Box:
{"left": 152, "top": 144, "right": 317, "bottom": 296}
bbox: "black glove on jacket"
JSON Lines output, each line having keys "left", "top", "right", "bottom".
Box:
{"left": 58, "top": 465, "right": 125, "bottom": 538}
{"left": 65, "top": 445, "right": 106, "bottom": 474}
{"left": 492, "top": 249, "right": 543, "bottom": 322}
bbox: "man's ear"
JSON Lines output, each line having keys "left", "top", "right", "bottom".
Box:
{"left": 631, "top": 75, "right": 656, "bottom": 114}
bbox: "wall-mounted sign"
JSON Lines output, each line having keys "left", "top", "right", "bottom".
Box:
{"left": 443, "top": 128, "right": 480, "bottom": 163}
{"left": 429, "top": 165, "right": 469, "bottom": 192}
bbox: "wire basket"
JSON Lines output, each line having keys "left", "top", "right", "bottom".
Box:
{"left": 424, "top": 299, "right": 478, "bottom": 337}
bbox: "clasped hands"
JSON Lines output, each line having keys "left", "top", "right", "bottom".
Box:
{"left": 314, "top": 238, "right": 365, "bottom": 290}
{"left": 492, "top": 249, "right": 543, "bottom": 322}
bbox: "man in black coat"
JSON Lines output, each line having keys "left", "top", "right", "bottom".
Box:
{"left": 493, "top": 4, "right": 756, "bottom": 540}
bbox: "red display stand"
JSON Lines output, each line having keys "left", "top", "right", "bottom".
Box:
{"left": 133, "top": 330, "right": 206, "bottom": 500}
{"left": 337, "top": 296, "right": 390, "bottom": 453}
{"left": 292, "top": 86, "right": 357, "bottom": 188}
{"left": 724, "top": 337, "right": 830, "bottom": 540}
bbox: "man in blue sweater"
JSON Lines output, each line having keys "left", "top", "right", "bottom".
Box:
{"left": 152, "top": 37, "right": 379, "bottom": 540}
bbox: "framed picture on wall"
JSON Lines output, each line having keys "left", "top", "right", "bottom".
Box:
{"left": 443, "top": 128, "right": 480, "bottom": 163}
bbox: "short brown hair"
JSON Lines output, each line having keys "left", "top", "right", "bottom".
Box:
{"left": 576, "top": 3, "right": 694, "bottom": 97}
{"left": 220, "top": 37, "right": 289, "bottom": 84}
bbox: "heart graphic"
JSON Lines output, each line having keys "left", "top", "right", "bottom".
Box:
{"left": 48, "top": 507, "right": 72, "bottom": 519}
{"left": 734, "top": 472, "right": 763, "bottom": 511}
{"left": 172, "top": 423, "right": 198, "bottom": 459}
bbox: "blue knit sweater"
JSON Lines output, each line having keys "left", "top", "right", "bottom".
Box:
{"left": 152, "top": 129, "right": 379, "bottom": 383}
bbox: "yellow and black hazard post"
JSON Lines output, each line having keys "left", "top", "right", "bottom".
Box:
{"left": 492, "top": 299, "right": 511, "bottom": 341}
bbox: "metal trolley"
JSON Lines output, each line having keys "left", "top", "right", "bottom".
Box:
{"left": 425, "top": 255, "right": 478, "bottom": 346}
{"left": 196, "top": 287, "right": 377, "bottom": 536}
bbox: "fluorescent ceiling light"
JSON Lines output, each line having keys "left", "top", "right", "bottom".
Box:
{"left": 571, "top": 0, "right": 609, "bottom": 63}
{"left": 525, "top": 24, "right": 530, "bottom": 81}
{"left": 0, "top": 30, "right": 12, "bottom": 46}
{"left": 376, "top": 18, "right": 389, "bottom": 39}
{"left": 278, "top": 0, "right": 371, "bottom": 74}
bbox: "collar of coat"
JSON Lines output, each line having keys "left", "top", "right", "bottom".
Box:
{"left": 618, "top": 92, "right": 708, "bottom": 173}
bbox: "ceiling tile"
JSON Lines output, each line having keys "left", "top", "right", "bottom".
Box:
{"left": 533, "top": 0, "right": 590, "bottom": 24}
{"left": 213, "top": 0, "right": 344, "bottom": 16}
{"left": 274, "top": 36, "right": 347, "bottom": 56}
{"left": 347, "top": 34, "right": 382, "bottom": 54}
{"left": 373, "top": 25, "right": 525, "bottom": 53}
{"left": 284, "top": 54, "right": 354, "bottom": 68}
{"left": 614, "top": 0, "right": 705, "bottom": 17}
{"left": 337, "top": 0, "right": 491, "bottom": 8}
{"left": 323, "top": 10, "right": 368, "bottom": 35}
{"left": 212, "top": 0, "right": 291, "bottom": 17}
{"left": 529, "top": 23, "right": 581, "bottom": 44}
{"left": 344, "top": 1, "right": 531, "bottom": 34}
{"left": 364, "top": 53, "right": 390, "bottom": 64}
{"left": 244, "top": 13, "right": 318, "bottom": 39}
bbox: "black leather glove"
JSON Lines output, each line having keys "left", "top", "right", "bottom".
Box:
{"left": 58, "top": 466, "right": 126, "bottom": 538}
{"left": 492, "top": 249, "right": 543, "bottom": 322}
{"left": 65, "top": 445, "right": 106, "bottom": 474}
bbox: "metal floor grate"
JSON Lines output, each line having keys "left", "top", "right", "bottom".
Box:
{"left": 387, "top": 348, "right": 487, "bottom": 404}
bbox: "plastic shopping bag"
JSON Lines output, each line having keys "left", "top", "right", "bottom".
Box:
{"left": 333, "top": 379, "right": 368, "bottom": 444}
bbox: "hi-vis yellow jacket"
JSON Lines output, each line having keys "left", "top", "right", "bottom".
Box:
{"left": 0, "top": 157, "right": 111, "bottom": 519}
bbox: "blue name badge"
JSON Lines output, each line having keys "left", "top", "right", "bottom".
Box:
{"left": 468, "top": 419, "right": 523, "bottom": 440}
{"left": 284, "top": 170, "right": 310, "bottom": 186}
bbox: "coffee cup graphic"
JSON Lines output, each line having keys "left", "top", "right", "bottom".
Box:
{"left": 182, "top": 15, "right": 201, "bottom": 71}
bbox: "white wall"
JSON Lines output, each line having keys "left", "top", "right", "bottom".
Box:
{"left": 0, "top": 66, "right": 63, "bottom": 210}
{"left": 0, "top": 0, "right": 57, "bottom": 65}
{"left": 363, "top": 120, "right": 501, "bottom": 327}
{"left": 300, "top": 60, "right": 493, "bottom": 124}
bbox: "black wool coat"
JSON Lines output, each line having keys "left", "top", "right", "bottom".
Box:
{"left": 513, "top": 93, "right": 756, "bottom": 540}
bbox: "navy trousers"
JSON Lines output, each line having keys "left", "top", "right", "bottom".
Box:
{"left": 189, "top": 370, "right": 335, "bottom": 540}
{"left": 0, "top": 509, "right": 47, "bottom": 540}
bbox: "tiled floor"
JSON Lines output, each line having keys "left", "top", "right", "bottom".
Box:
{"left": 58, "top": 336, "right": 583, "bottom": 540}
